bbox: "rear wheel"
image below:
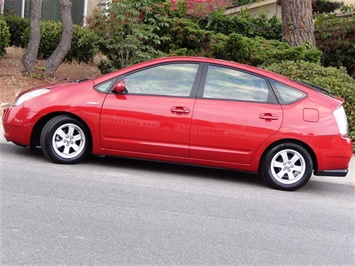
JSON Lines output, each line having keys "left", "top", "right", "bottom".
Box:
{"left": 262, "top": 143, "right": 313, "bottom": 191}
{"left": 40, "top": 115, "right": 90, "bottom": 164}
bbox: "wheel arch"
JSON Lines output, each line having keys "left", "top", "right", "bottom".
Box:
{"left": 259, "top": 139, "right": 318, "bottom": 173}
{"left": 30, "top": 112, "right": 93, "bottom": 151}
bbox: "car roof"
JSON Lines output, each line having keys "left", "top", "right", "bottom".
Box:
{"left": 92, "top": 56, "right": 291, "bottom": 85}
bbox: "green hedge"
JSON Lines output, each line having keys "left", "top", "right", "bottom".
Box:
{"left": 155, "top": 17, "right": 212, "bottom": 56}
{"left": 2, "top": 15, "right": 29, "bottom": 47}
{"left": 209, "top": 33, "right": 322, "bottom": 67}
{"left": 265, "top": 60, "right": 355, "bottom": 151}
{"left": 22, "top": 20, "right": 97, "bottom": 63}
{"left": 0, "top": 19, "right": 10, "bottom": 56}
{"left": 197, "top": 10, "right": 282, "bottom": 40}
{"left": 315, "top": 15, "right": 355, "bottom": 78}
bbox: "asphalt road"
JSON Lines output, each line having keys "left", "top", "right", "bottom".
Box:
{"left": 1, "top": 124, "right": 354, "bottom": 265}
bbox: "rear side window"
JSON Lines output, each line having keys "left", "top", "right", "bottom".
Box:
{"left": 269, "top": 79, "right": 307, "bottom": 104}
{"left": 203, "top": 65, "right": 271, "bottom": 102}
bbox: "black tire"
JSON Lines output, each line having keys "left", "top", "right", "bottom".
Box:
{"left": 40, "top": 115, "right": 90, "bottom": 164}
{"left": 262, "top": 143, "right": 313, "bottom": 191}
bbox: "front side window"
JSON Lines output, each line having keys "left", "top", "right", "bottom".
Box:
{"left": 203, "top": 65, "right": 270, "bottom": 102}
{"left": 124, "top": 63, "right": 199, "bottom": 97}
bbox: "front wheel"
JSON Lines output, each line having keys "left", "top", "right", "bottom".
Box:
{"left": 262, "top": 143, "right": 313, "bottom": 191}
{"left": 40, "top": 115, "right": 90, "bottom": 164}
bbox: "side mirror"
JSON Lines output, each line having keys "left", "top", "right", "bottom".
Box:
{"left": 113, "top": 80, "right": 126, "bottom": 93}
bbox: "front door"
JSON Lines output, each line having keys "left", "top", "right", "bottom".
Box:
{"left": 100, "top": 63, "right": 201, "bottom": 157}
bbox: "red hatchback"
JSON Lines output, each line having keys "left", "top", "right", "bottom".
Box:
{"left": 2, "top": 57, "right": 352, "bottom": 190}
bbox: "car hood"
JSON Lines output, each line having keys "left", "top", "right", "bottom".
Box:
{"left": 17, "top": 80, "right": 93, "bottom": 97}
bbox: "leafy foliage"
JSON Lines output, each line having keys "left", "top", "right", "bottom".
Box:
{"left": 22, "top": 20, "right": 97, "bottom": 63}
{"left": 232, "top": 0, "right": 253, "bottom": 4}
{"left": 156, "top": 17, "right": 212, "bottom": 55}
{"left": 89, "top": 0, "right": 169, "bottom": 73}
{"left": 315, "top": 15, "right": 355, "bottom": 78}
{"left": 312, "top": 0, "right": 343, "bottom": 14}
{"left": 0, "top": 19, "right": 10, "bottom": 56}
{"left": 170, "top": 0, "right": 232, "bottom": 18}
{"left": 2, "top": 15, "right": 29, "bottom": 47}
{"left": 266, "top": 61, "right": 355, "bottom": 149}
{"left": 209, "top": 33, "right": 322, "bottom": 66}
{"left": 65, "top": 25, "right": 98, "bottom": 64}
{"left": 234, "top": 11, "right": 282, "bottom": 40}
{"left": 197, "top": 9, "right": 282, "bottom": 40}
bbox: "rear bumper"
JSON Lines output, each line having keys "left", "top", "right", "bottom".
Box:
{"left": 314, "top": 169, "right": 348, "bottom": 177}
{"left": 310, "top": 134, "right": 352, "bottom": 176}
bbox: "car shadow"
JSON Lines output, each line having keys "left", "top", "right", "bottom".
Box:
{"left": 83, "top": 154, "right": 267, "bottom": 189}
{"left": 1, "top": 142, "right": 353, "bottom": 194}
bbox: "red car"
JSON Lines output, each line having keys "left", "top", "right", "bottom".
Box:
{"left": 2, "top": 57, "right": 352, "bottom": 190}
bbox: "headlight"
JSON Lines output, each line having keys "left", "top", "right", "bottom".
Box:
{"left": 13, "top": 88, "right": 50, "bottom": 106}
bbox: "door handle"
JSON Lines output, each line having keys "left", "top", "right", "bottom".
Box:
{"left": 171, "top": 106, "right": 190, "bottom": 115}
{"left": 259, "top": 113, "right": 279, "bottom": 120}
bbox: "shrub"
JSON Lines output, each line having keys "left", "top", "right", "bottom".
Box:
{"left": 0, "top": 19, "right": 10, "bottom": 56}
{"left": 197, "top": 10, "right": 236, "bottom": 35}
{"left": 90, "top": 0, "right": 168, "bottom": 73}
{"left": 159, "top": 17, "right": 212, "bottom": 56}
{"left": 232, "top": 11, "right": 282, "bottom": 40}
{"left": 66, "top": 25, "right": 98, "bottom": 64}
{"left": 265, "top": 60, "right": 355, "bottom": 150}
{"left": 22, "top": 20, "right": 62, "bottom": 59}
{"left": 2, "top": 15, "right": 29, "bottom": 47}
{"left": 315, "top": 15, "right": 355, "bottom": 78}
{"left": 23, "top": 20, "right": 97, "bottom": 63}
{"left": 197, "top": 10, "right": 282, "bottom": 40}
{"left": 209, "top": 33, "right": 322, "bottom": 66}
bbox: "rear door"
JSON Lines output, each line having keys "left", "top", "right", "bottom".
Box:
{"left": 190, "top": 64, "right": 283, "bottom": 165}
{"left": 100, "top": 62, "right": 202, "bottom": 157}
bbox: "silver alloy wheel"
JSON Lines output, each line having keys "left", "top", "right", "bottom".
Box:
{"left": 51, "top": 123, "right": 86, "bottom": 159}
{"left": 270, "top": 149, "right": 306, "bottom": 185}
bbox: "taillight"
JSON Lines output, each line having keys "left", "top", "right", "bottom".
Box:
{"left": 333, "top": 106, "right": 349, "bottom": 137}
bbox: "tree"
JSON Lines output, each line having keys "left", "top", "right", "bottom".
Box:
{"left": 44, "top": 0, "right": 73, "bottom": 76}
{"left": 22, "top": 0, "right": 73, "bottom": 76}
{"left": 312, "top": 0, "right": 343, "bottom": 14}
{"left": 280, "top": 0, "right": 315, "bottom": 47}
{"left": 21, "top": 0, "right": 41, "bottom": 74}
{"left": 170, "top": 0, "right": 232, "bottom": 18}
{"left": 90, "top": 0, "right": 168, "bottom": 73}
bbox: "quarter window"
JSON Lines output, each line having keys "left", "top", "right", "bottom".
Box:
{"left": 95, "top": 78, "right": 117, "bottom": 93}
{"left": 203, "top": 65, "right": 270, "bottom": 102}
{"left": 269, "top": 79, "right": 307, "bottom": 104}
{"left": 124, "top": 64, "right": 199, "bottom": 97}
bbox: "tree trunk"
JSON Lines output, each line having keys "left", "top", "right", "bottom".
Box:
{"left": 44, "top": 0, "right": 73, "bottom": 76}
{"left": 281, "top": 0, "right": 315, "bottom": 47}
{"left": 21, "top": 0, "right": 41, "bottom": 75}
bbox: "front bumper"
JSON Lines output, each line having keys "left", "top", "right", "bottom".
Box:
{"left": 2, "top": 106, "right": 36, "bottom": 147}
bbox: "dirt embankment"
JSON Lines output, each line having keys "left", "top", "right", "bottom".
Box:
{"left": 0, "top": 47, "right": 101, "bottom": 111}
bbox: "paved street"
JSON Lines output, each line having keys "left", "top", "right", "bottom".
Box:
{"left": 1, "top": 124, "right": 354, "bottom": 265}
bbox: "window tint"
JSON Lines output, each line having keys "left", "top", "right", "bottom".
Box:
{"left": 124, "top": 64, "right": 199, "bottom": 97}
{"left": 269, "top": 79, "right": 307, "bottom": 104}
{"left": 203, "top": 65, "right": 270, "bottom": 102}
